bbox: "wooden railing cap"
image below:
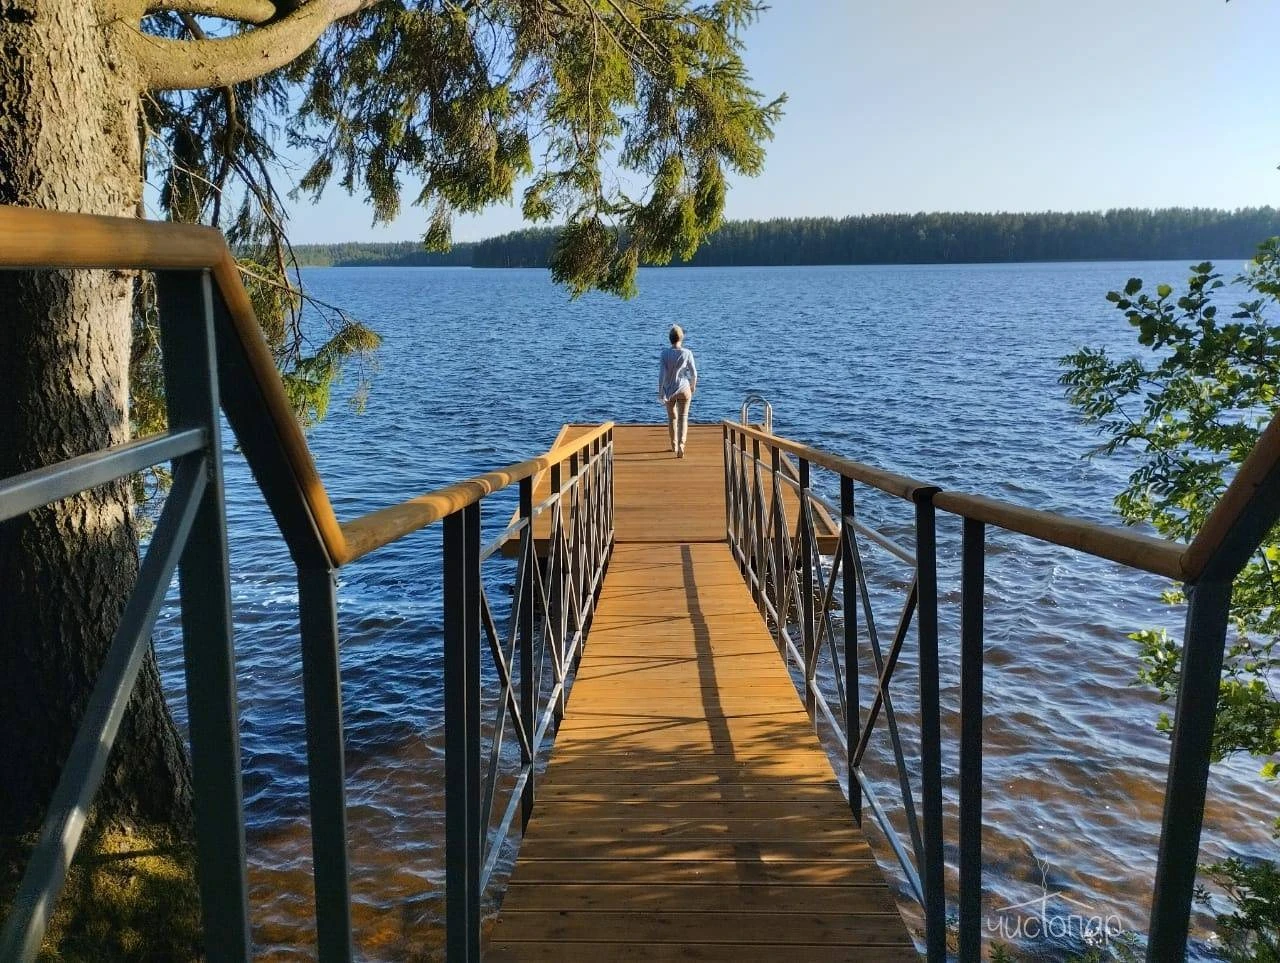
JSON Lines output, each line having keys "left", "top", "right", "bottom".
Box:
{"left": 339, "top": 422, "right": 615, "bottom": 564}
{"left": 11, "top": 204, "right": 1273, "bottom": 583}
{"left": 0, "top": 206, "right": 226, "bottom": 272}
{"left": 1, "top": 204, "right": 351, "bottom": 567}
{"left": 725, "top": 420, "right": 936, "bottom": 502}
{"left": 727, "top": 418, "right": 1191, "bottom": 582}
{"left": 1181, "top": 412, "right": 1280, "bottom": 581}
{"left": 0, "top": 207, "right": 619, "bottom": 570}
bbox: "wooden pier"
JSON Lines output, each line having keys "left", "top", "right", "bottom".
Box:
{"left": 511, "top": 424, "right": 839, "bottom": 555}
{"left": 487, "top": 425, "right": 914, "bottom": 960}
{"left": 10, "top": 206, "right": 1279, "bottom": 963}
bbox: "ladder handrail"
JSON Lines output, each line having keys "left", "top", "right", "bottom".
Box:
{"left": 739, "top": 391, "right": 772, "bottom": 432}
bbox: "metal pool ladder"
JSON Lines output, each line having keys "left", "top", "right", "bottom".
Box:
{"left": 740, "top": 391, "right": 773, "bottom": 432}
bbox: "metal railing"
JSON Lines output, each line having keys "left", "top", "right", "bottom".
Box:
{"left": 723, "top": 417, "right": 1280, "bottom": 963}
{"left": 0, "top": 273, "right": 250, "bottom": 961}
{"left": 4, "top": 201, "right": 1279, "bottom": 962}
{"left": 0, "top": 206, "right": 614, "bottom": 963}
{"left": 724, "top": 422, "right": 942, "bottom": 943}
{"left": 437, "top": 430, "right": 615, "bottom": 960}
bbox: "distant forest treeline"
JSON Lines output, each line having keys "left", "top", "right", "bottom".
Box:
{"left": 291, "top": 239, "right": 476, "bottom": 266}
{"left": 296, "top": 208, "right": 1280, "bottom": 269}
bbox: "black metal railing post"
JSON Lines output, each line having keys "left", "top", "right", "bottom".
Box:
{"left": 518, "top": 477, "right": 536, "bottom": 830}
{"left": 550, "top": 460, "right": 566, "bottom": 723}
{"left": 567, "top": 449, "right": 582, "bottom": 650}
{"left": 799, "top": 458, "right": 816, "bottom": 715}
{"left": 596, "top": 437, "right": 604, "bottom": 544}
{"left": 840, "top": 474, "right": 860, "bottom": 822}
{"left": 735, "top": 431, "right": 749, "bottom": 577}
{"left": 583, "top": 441, "right": 597, "bottom": 625}
{"left": 770, "top": 446, "right": 786, "bottom": 650}
{"left": 1146, "top": 577, "right": 1232, "bottom": 961}
{"left": 581, "top": 444, "right": 593, "bottom": 598}
{"left": 752, "top": 438, "right": 766, "bottom": 612}
{"left": 914, "top": 491, "right": 946, "bottom": 962}
{"left": 296, "top": 567, "right": 355, "bottom": 962}
{"left": 590, "top": 437, "right": 602, "bottom": 592}
{"left": 157, "top": 271, "right": 252, "bottom": 960}
{"left": 463, "top": 503, "right": 482, "bottom": 959}
{"left": 723, "top": 425, "right": 733, "bottom": 542}
{"left": 601, "top": 435, "right": 612, "bottom": 571}
{"left": 735, "top": 427, "right": 747, "bottom": 568}
{"left": 443, "top": 507, "right": 481, "bottom": 961}
{"left": 958, "top": 518, "right": 986, "bottom": 962}
{"left": 606, "top": 428, "right": 615, "bottom": 539}
{"left": 582, "top": 441, "right": 594, "bottom": 625}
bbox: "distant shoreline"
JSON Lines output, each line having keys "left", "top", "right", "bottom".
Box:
{"left": 290, "top": 207, "right": 1280, "bottom": 269}
{"left": 302, "top": 254, "right": 1260, "bottom": 269}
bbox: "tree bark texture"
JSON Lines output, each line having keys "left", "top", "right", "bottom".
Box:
{"left": 0, "top": 1, "right": 193, "bottom": 841}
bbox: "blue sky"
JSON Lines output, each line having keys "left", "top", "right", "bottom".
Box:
{"left": 283, "top": 0, "right": 1280, "bottom": 244}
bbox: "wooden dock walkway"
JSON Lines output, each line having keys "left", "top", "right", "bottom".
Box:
{"left": 513, "top": 424, "right": 838, "bottom": 554}
{"left": 487, "top": 425, "right": 915, "bottom": 960}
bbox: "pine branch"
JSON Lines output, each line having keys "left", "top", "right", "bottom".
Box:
{"left": 145, "top": 0, "right": 277, "bottom": 23}
{"left": 601, "top": 0, "right": 665, "bottom": 61}
{"left": 130, "top": 0, "right": 372, "bottom": 91}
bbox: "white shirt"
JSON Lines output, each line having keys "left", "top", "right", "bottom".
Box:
{"left": 659, "top": 345, "right": 697, "bottom": 400}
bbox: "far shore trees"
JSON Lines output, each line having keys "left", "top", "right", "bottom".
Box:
{"left": 0, "top": 0, "right": 781, "bottom": 865}
{"left": 466, "top": 208, "right": 1280, "bottom": 269}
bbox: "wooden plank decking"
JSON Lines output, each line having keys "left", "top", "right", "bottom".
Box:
{"left": 487, "top": 425, "right": 915, "bottom": 960}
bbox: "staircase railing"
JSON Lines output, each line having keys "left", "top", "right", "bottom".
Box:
{"left": 723, "top": 415, "right": 1280, "bottom": 963}
{"left": 0, "top": 206, "right": 614, "bottom": 963}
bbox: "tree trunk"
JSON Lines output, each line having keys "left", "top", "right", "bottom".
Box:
{"left": 0, "top": 2, "right": 193, "bottom": 843}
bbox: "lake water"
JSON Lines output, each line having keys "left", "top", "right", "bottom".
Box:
{"left": 154, "top": 261, "right": 1275, "bottom": 960}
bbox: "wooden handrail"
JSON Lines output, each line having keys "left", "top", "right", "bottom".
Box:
{"left": 1182, "top": 413, "right": 1280, "bottom": 580}
{"left": 0, "top": 206, "right": 613, "bottom": 569}
{"left": 6, "top": 204, "right": 1272, "bottom": 580}
{"left": 728, "top": 422, "right": 937, "bottom": 502}
{"left": 932, "top": 491, "right": 1187, "bottom": 580}
{"left": 339, "top": 422, "right": 615, "bottom": 564}
{"left": 0, "top": 205, "right": 227, "bottom": 270}
{"left": 735, "top": 405, "right": 1280, "bottom": 581}
{"left": 727, "top": 419, "right": 1190, "bottom": 581}
{"left": 0, "top": 206, "right": 350, "bottom": 565}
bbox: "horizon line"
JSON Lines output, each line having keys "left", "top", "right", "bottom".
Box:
{"left": 290, "top": 204, "right": 1280, "bottom": 248}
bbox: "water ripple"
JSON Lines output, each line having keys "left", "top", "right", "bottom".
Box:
{"left": 151, "top": 261, "right": 1271, "bottom": 960}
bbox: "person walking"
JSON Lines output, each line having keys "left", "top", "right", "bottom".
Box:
{"left": 658, "top": 325, "right": 698, "bottom": 458}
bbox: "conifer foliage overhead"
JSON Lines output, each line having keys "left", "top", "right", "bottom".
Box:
{"left": 137, "top": 0, "right": 781, "bottom": 431}
{"left": 145, "top": 0, "right": 783, "bottom": 290}
{"left": 295, "top": 0, "right": 783, "bottom": 296}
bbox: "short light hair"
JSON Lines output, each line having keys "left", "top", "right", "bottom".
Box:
{"left": 669, "top": 324, "right": 683, "bottom": 345}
